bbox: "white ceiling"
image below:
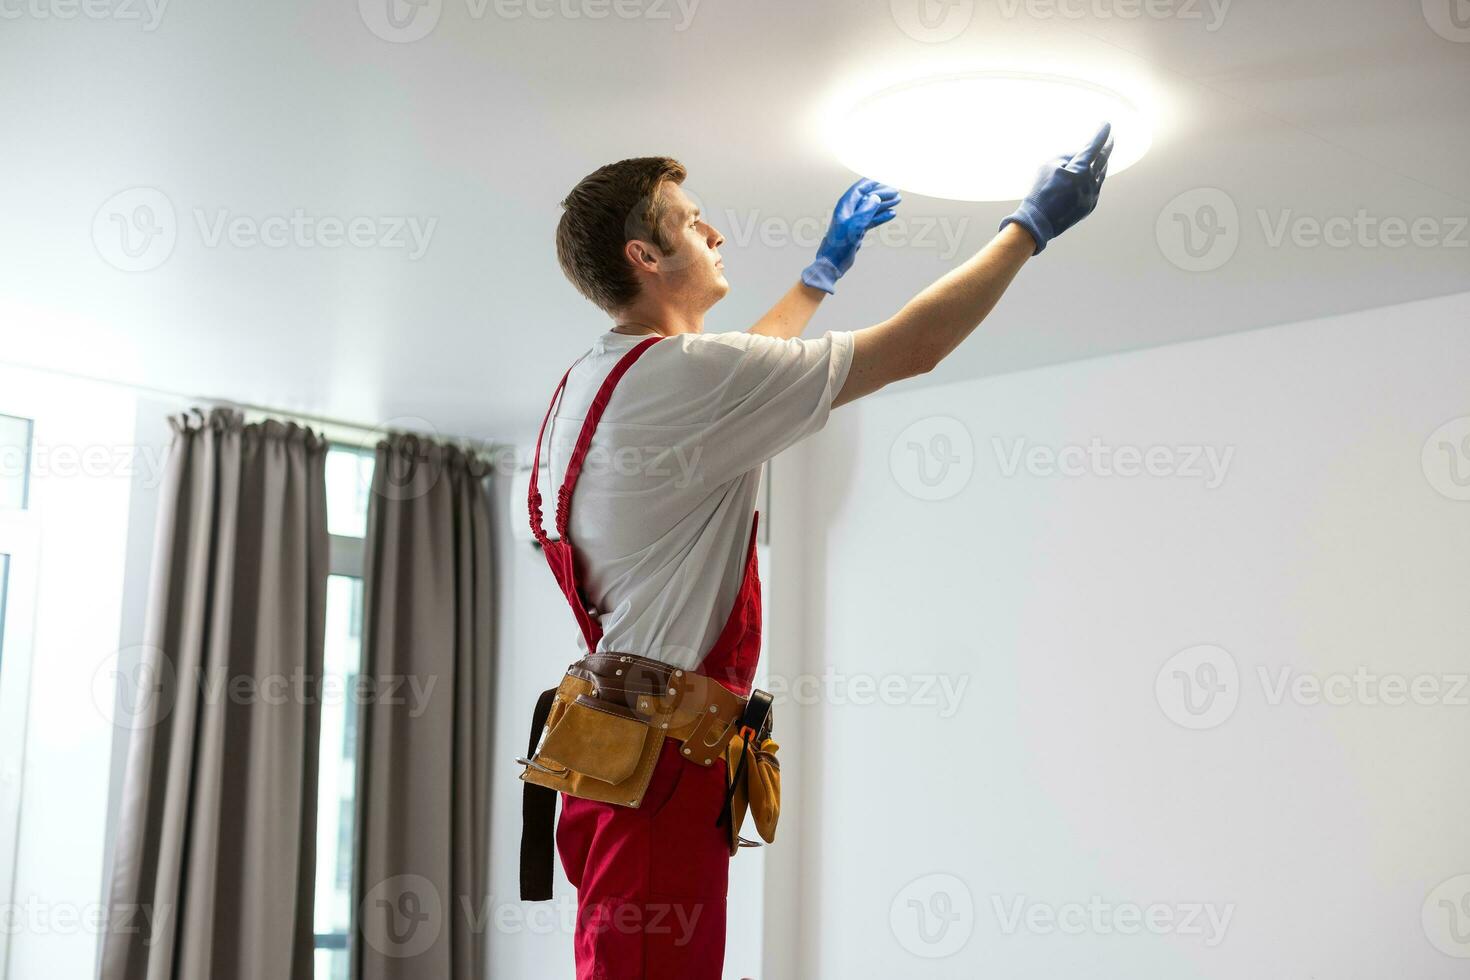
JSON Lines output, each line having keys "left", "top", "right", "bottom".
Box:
{"left": 3, "top": 0, "right": 1467, "bottom": 442}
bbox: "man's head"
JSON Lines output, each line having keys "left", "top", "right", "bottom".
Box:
{"left": 555, "top": 156, "right": 727, "bottom": 320}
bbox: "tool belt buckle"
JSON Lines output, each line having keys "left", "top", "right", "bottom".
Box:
{"left": 669, "top": 672, "right": 741, "bottom": 766}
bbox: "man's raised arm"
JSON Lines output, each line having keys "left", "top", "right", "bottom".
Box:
{"left": 834, "top": 123, "right": 1115, "bottom": 408}
{"left": 748, "top": 178, "right": 900, "bottom": 339}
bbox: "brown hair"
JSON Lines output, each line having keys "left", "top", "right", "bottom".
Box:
{"left": 555, "top": 156, "right": 687, "bottom": 314}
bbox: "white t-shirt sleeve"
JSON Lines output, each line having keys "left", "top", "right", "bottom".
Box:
{"left": 680, "top": 329, "right": 854, "bottom": 487}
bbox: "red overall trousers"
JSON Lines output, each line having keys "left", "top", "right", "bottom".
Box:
{"left": 528, "top": 336, "right": 764, "bottom": 979}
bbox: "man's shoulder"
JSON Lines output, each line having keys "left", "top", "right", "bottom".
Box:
{"left": 664, "top": 330, "right": 802, "bottom": 361}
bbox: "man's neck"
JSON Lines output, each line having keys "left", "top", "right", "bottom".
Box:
{"left": 609, "top": 304, "right": 704, "bottom": 337}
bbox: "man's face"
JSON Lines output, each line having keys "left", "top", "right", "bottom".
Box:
{"left": 652, "top": 182, "right": 728, "bottom": 308}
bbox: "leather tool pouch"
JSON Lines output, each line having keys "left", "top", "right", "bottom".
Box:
{"left": 518, "top": 661, "right": 666, "bottom": 809}
{"left": 719, "top": 689, "right": 782, "bottom": 856}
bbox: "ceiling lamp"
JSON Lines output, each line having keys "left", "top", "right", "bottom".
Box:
{"left": 830, "top": 71, "right": 1152, "bottom": 202}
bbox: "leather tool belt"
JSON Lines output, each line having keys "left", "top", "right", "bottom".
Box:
{"left": 517, "top": 652, "right": 780, "bottom": 900}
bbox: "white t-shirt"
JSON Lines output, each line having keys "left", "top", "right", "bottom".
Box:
{"left": 543, "top": 327, "right": 854, "bottom": 670}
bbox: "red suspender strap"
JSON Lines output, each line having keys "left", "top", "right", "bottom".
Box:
{"left": 554, "top": 335, "right": 663, "bottom": 538}
{"left": 527, "top": 364, "right": 575, "bottom": 546}
{"left": 528, "top": 335, "right": 662, "bottom": 542}
{"left": 527, "top": 335, "right": 663, "bottom": 649}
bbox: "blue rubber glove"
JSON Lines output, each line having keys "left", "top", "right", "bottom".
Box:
{"left": 1000, "top": 122, "right": 1115, "bottom": 255}
{"left": 801, "top": 178, "right": 901, "bottom": 294}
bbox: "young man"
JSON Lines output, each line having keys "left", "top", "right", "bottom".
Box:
{"left": 528, "top": 125, "right": 1113, "bottom": 978}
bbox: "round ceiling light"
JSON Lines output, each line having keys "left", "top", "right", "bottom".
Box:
{"left": 830, "top": 71, "right": 1152, "bottom": 202}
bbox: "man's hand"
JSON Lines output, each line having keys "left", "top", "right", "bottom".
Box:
{"left": 800, "top": 178, "right": 901, "bottom": 294}
{"left": 999, "top": 122, "right": 1114, "bottom": 255}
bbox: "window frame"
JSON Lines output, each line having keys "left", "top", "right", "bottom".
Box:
{"left": 312, "top": 441, "right": 374, "bottom": 977}
{"left": 0, "top": 508, "right": 40, "bottom": 980}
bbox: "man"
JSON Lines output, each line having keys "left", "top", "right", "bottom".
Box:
{"left": 528, "top": 124, "right": 1113, "bottom": 978}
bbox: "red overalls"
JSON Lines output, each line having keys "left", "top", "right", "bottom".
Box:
{"left": 527, "top": 335, "right": 764, "bottom": 979}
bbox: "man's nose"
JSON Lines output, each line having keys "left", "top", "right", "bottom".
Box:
{"left": 707, "top": 224, "right": 724, "bottom": 248}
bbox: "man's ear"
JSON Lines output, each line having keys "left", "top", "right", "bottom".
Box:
{"left": 624, "top": 238, "right": 659, "bottom": 274}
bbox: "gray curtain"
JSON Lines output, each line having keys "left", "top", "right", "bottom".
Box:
{"left": 351, "top": 433, "right": 493, "bottom": 980}
{"left": 102, "top": 407, "right": 330, "bottom": 980}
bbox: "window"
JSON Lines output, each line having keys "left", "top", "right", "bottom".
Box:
{"left": 313, "top": 444, "right": 374, "bottom": 980}
{"left": 0, "top": 413, "right": 37, "bottom": 979}
{"left": 0, "top": 414, "right": 33, "bottom": 511}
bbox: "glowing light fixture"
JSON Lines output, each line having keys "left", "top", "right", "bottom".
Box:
{"left": 830, "top": 71, "right": 1152, "bottom": 202}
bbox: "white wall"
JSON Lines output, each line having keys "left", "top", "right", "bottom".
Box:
{"left": 783, "top": 292, "right": 1470, "bottom": 978}
{"left": 0, "top": 365, "right": 141, "bottom": 979}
